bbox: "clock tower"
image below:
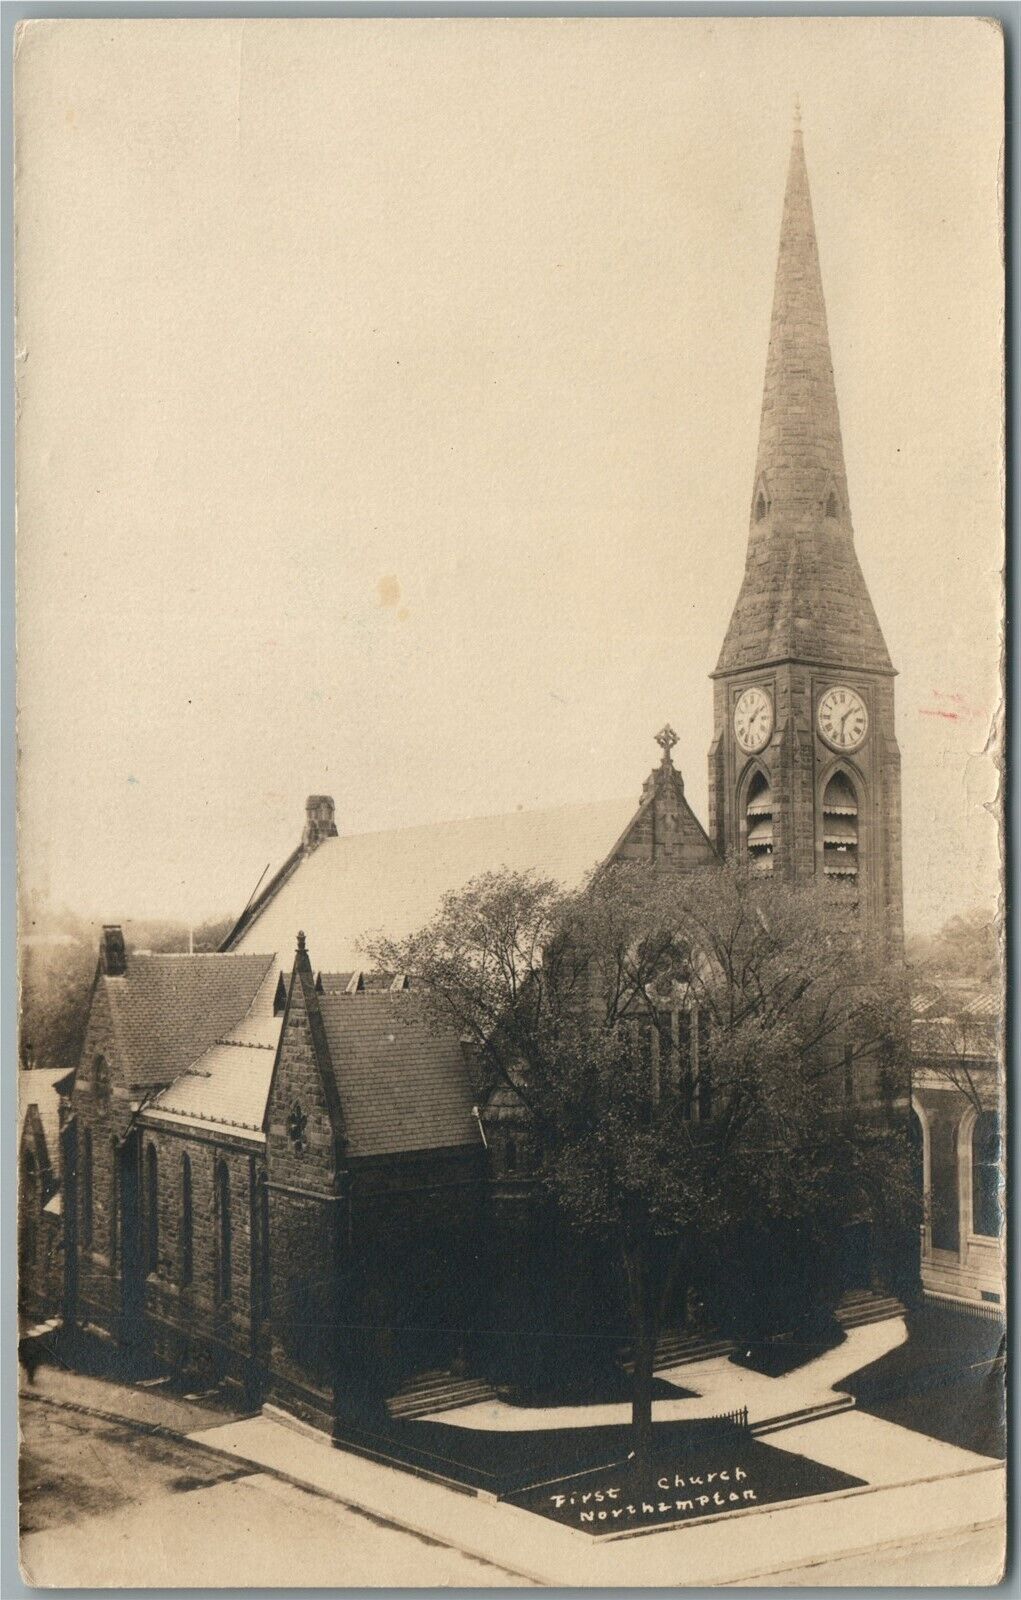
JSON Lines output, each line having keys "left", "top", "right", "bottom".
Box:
{"left": 708, "top": 117, "right": 903, "bottom": 960}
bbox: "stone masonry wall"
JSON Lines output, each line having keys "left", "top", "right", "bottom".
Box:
{"left": 136, "top": 1120, "right": 266, "bottom": 1382}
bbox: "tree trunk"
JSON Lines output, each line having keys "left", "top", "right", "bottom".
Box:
{"left": 623, "top": 1239, "right": 657, "bottom": 1476}
{"left": 631, "top": 1307, "right": 656, "bottom": 1474}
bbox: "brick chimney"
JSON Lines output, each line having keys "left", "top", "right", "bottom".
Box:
{"left": 302, "top": 794, "right": 338, "bottom": 852}
{"left": 100, "top": 925, "right": 127, "bottom": 976}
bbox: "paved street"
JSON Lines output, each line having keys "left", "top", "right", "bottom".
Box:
{"left": 19, "top": 1372, "right": 534, "bottom": 1588}
{"left": 726, "top": 1521, "right": 1005, "bottom": 1587}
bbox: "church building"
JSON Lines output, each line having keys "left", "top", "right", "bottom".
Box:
{"left": 29, "top": 121, "right": 916, "bottom": 1433}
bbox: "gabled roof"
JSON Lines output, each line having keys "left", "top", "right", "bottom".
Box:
{"left": 19, "top": 1070, "right": 69, "bottom": 1168}
{"left": 101, "top": 952, "right": 276, "bottom": 1090}
{"left": 317, "top": 991, "right": 481, "bottom": 1159}
{"left": 224, "top": 797, "right": 639, "bottom": 974}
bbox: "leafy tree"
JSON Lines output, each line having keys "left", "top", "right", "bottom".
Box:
{"left": 906, "top": 907, "right": 999, "bottom": 986}
{"left": 368, "top": 862, "right": 918, "bottom": 1468}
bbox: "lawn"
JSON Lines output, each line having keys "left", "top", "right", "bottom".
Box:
{"left": 506, "top": 1429, "right": 864, "bottom": 1535}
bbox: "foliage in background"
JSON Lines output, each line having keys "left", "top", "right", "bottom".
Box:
{"left": 19, "top": 899, "right": 234, "bottom": 1069}
{"left": 905, "top": 907, "right": 999, "bottom": 986}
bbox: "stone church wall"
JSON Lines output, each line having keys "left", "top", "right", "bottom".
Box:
{"left": 136, "top": 1121, "right": 266, "bottom": 1386}
{"left": 264, "top": 965, "right": 344, "bottom": 1423}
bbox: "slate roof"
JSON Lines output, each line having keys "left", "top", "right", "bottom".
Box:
{"left": 716, "top": 127, "right": 892, "bottom": 677}
{"left": 318, "top": 991, "right": 482, "bottom": 1159}
{"left": 19, "top": 1070, "right": 68, "bottom": 1168}
{"left": 144, "top": 967, "right": 281, "bottom": 1135}
{"left": 103, "top": 952, "right": 276, "bottom": 1090}
{"left": 225, "top": 797, "right": 639, "bottom": 975}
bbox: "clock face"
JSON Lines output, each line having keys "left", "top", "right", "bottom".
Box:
{"left": 733, "top": 686, "right": 773, "bottom": 753}
{"left": 817, "top": 686, "right": 868, "bottom": 750}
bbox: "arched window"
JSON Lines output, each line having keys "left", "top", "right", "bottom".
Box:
{"left": 257, "top": 1172, "right": 270, "bottom": 1322}
{"left": 971, "top": 1111, "right": 1001, "bottom": 1238}
{"left": 930, "top": 1116, "right": 960, "bottom": 1253}
{"left": 181, "top": 1154, "right": 193, "bottom": 1286}
{"left": 825, "top": 491, "right": 839, "bottom": 518}
{"left": 81, "top": 1128, "right": 93, "bottom": 1249}
{"left": 505, "top": 1137, "right": 518, "bottom": 1173}
{"left": 822, "top": 771, "right": 859, "bottom": 877}
{"left": 110, "top": 1139, "right": 119, "bottom": 1262}
{"left": 745, "top": 770, "right": 773, "bottom": 873}
{"left": 19, "top": 1150, "right": 39, "bottom": 1275}
{"left": 145, "top": 1144, "right": 159, "bottom": 1274}
{"left": 216, "top": 1161, "right": 232, "bottom": 1302}
{"left": 93, "top": 1055, "right": 110, "bottom": 1098}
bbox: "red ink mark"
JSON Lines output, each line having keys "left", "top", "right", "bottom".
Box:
{"left": 920, "top": 708, "right": 960, "bottom": 721}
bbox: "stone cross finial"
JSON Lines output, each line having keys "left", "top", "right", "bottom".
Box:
{"left": 793, "top": 94, "right": 802, "bottom": 129}
{"left": 296, "top": 930, "right": 306, "bottom": 954}
{"left": 655, "top": 725, "right": 679, "bottom": 762}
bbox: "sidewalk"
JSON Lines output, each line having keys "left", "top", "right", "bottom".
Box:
{"left": 21, "top": 1355, "right": 244, "bottom": 1437}
{"left": 189, "top": 1409, "right": 1004, "bottom": 1586}
{"left": 422, "top": 1316, "right": 907, "bottom": 1432}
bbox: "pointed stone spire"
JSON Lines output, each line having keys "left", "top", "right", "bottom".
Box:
{"left": 753, "top": 116, "right": 850, "bottom": 531}
{"left": 715, "top": 121, "right": 893, "bottom": 677}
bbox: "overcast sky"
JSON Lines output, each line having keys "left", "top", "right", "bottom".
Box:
{"left": 16, "top": 17, "right": 1002, "bottom": 931}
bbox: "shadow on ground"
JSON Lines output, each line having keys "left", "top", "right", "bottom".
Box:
{"left": 844, "top": 1306, "right": 1005, "bottom": 1458}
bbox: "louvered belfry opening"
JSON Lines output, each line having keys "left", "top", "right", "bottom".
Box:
{"left": 823, "top": 770, "right": 859, "bottom": 876}
{"left": 745, "top": 770, "right": 774, "bottom": 873}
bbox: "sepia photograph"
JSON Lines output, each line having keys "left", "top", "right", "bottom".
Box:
{"left": 13, "top": 13, "right": 1006, "bottom": 1589}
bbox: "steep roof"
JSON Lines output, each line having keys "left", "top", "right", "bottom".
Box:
{"left": 224, "top": 797, "right": 638, "bottom": 974}
{"left": 19, "top": 1069, "right": 69, "bottom": 1168}
{"left": 318, "top": 991, "right": 481, "bottom": 1159}
{"left": 144, "top": 969, "right": 281, "bottom": 1136}
{"left": 715, "top": 123, "right": 893, "bottom": 678}
{"left": 101, "top": 952, "right": 276, "bottom": 1090}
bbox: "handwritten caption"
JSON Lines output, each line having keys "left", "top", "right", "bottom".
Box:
{"left": 550, "top": 1465, "right": 757, "bottom": 1526}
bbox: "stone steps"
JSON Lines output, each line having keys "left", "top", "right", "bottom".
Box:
{"left": 387, "top": 1372, "right": 499, "bottom": 1420}
{"left": 835, "top": 1293, "right": 905, "bottom": 1330}
{"left": 620, "top": 1330, "right": 736, "bottom": 1375}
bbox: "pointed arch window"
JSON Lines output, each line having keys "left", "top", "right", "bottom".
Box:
{"left": 110, "top": 1138, "right": 119, "bottom": 1262}
{"left": 822, "top": 771, "right": 859, "bottom": 877}
{"left": 825, "top": 491, "right": 839, "bottom": 519}
{"left": 745, "top": 770, "right": 774, "bottom": 873}
{"left": 81, "top": 1128, "right": 93, "bottom": 1249}
{"left": 215, "top": 1160, "right": 232, "bottom": 1302}
{"left": 19, "top": 1150, "right": 39, "bottom": 1277}
{"left": 755, "top": 492, "right": 767, "bottom": 522}
{"left": 181, "top": 1154, "right": 193, "bottom": 1286}
{"left": 257, "top": 1171, "right": 270, "bottom": 1322}
{"left": 145, "top": 1144, "right": 159, "bottom": 1275}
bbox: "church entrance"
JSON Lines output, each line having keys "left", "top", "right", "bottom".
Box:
{"left": 396, "top": 1233, "right": 465, "bottom": 1377}
{"left": 841, "top": 1221, "right": 874, "bottom": 1294}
